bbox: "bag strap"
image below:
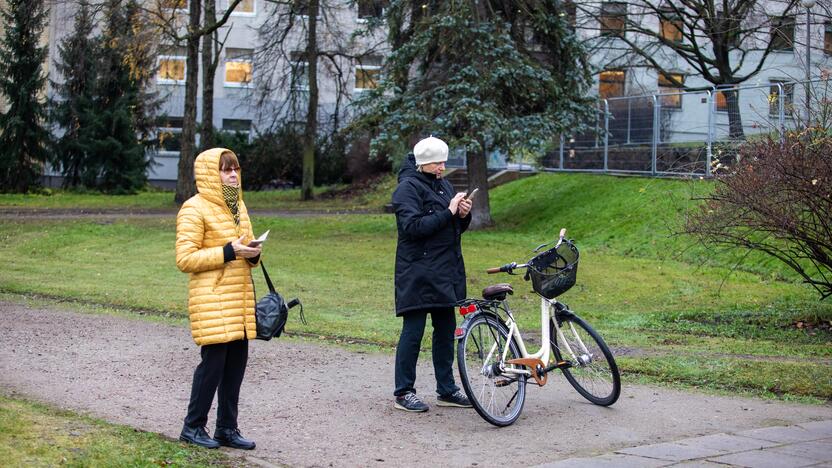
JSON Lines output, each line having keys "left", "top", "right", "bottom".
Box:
{"left": 260, "top": 261, "right": 276, "bottom": 293}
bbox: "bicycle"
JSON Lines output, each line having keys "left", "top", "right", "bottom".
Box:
{"left": 455, "top": 228, "right": 621, "bottom": 427}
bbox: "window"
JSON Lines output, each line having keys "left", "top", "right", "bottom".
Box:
{"left": 599, "top": 69, "right": 625, "bottom": 99}
{"left": 290, "top": 51, "right": 309, "bottom": 92}
{"left": 157, "top": 48, "right": 186, "bottom": 84}
{"left": 357, "top": 0, "right": 384, "bottom": 20}
{"left": 224, "top": 48, "right": 253, "bottom": 87}
{"left": 229, "top": 0, "right": 254, "bottom": 15}
{"left": 770, "top": 15, "right": 795, "bottom": 51}
{"left": 600, "top": 2, "right": 627, "bottom": 38}
{"left": 825, "top": 21, "right": 832, "bottom": 56}
{"left": 659, "top": 10, "right": 683, "bottom": 43}
{"left": 658, "top": 73, "right": 684, "bottom": 109}
{"left": 157, "top": 117, "right": 183, "bottom": 153}
{"left": 716, "top": 90, "right": 728, "bottom": 112}
{"left": 354, "top": 56, "right": 382, "bottom": 92}
{"left": 769, "top": 80, "right": 794, "bottom": 116}
{"left": 160, "top": 0, "right": 187, "bottom": 10}
{"left": 222, "top": 119, "right": 252, "bottom": 142}
{"left": 293, "top": 0, "right": 319, "bottom": 18}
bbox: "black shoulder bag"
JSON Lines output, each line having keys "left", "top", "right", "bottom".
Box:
{"left": 254, "top": 262, "right": 305, "bottom": 341}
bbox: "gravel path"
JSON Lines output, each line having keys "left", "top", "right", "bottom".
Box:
{"left": 2, "top": 208, "right": 378, "bottom": 220}
{"left": 1, "top": 300, "right": 830, "bottom": 467}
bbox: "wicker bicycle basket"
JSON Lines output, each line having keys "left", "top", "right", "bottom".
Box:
{"left": 525, "top": 241, "right": 579, "bottom": 299}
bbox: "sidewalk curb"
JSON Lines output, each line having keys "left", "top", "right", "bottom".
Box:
{"left": 536, "top": 419, "right": 832, "bottom": 467}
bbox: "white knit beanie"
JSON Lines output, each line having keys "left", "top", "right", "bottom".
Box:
{"left": 413, "top": 136, "right": 449, "bottom": 166}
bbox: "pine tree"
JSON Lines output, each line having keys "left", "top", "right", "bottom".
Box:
{"left": 51, "top": 1, "right": 99, "bottom": 188}
{"left": 0, "top": 0, "right": 50, "bottom": 193}
{"left": 83, "top": 0, "right": 150, "bottom": 194}
{"left": 352, "top": 0, "right": 592, "bottom": 228}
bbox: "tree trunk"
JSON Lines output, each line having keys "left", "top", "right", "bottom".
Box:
{"left": 725, "top": 88, "right": 745, "bottom": 140}
{"left": 174, "top": 0, "right": 202, "bottom": 204}
{"left": 301, "top": 0, "right": 319, "bottom": 201}
{"left": 200, "top": 0, "right": 217, "bottom": 151}
{"left": 465, "top": 144, "right": 493, "bottom": 229}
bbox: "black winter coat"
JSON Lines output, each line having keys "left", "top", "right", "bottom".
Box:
{"left": 392, "top": 154, "right": 471, "bottom": 315}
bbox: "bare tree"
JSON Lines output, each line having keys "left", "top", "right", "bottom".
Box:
{"left": 200, "top": 0, "right": 233, "bottom": 150}
{"left": 685, "top": 132, "right": 832, "bottom": 299}
{"left": 577, "top": 0, "right": 801, "bottom": 139}
{"left": 145, "top": 0, "right": 245, "bottom": 203}
{"left": 253, "top": 0, "right": 387, "bottom": 200}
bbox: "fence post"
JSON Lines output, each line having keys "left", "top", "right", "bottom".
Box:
{"left": 559, "top": 133, "right": 564, "bottom": 170}
{"left": 603, "top": 99, "right": 609, "bottom": 173}
{"left": 705, "top": 90, "right": 713, "bottom": 177}
{"left": 651, "top": 95, "right": 659, "bottom": 176}
{"left": 626, "top": 97, "right": 632, "bottom": 144}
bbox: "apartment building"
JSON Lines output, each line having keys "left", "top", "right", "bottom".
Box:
{"left": 39, "top": 1, "right": 832, "bottom": 184}
{"left": 573, "top": 0, "right": 832, "bottom": 143}
{"left": 44, "top": 0, "right": 387, "bottom": 186}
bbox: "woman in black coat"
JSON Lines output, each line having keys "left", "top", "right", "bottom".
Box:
{"left": 391, "top": 136, "right": 473, "bottom": 413}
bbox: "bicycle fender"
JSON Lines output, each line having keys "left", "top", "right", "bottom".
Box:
{"left": 454, "top": 310, "right": 503, "bottom": 340}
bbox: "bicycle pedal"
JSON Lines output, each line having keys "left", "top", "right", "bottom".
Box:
{"left": 494, "top": 379, "right": 511, "bottom": 387}
{"left": 556, "top": 361, "right": 572, "bottom": 369}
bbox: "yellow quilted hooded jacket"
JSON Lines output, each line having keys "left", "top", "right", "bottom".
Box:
{"left": 176, "top": 148, "right": 258, "bottom": 346}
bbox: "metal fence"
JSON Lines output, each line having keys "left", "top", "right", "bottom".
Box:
{"left": 542, "top": 77, "right": 831, "bottom": 177}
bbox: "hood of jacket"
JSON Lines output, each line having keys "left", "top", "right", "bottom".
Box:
{"left": 397, "top": 153, "right": 419, "bottom": 182}
{"left": 397, "top": 152, "right": 444, "bottom": 190}
{"left": 194, "top": 147, "right": 244, "bottom": 206}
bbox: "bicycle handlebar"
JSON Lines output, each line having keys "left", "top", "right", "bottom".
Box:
{"left": 555, "top": 228, "right": 567, "bottom": 249}
{"left": 486, "top": 262, "right": 526, "bottom": 274}
{"left": 486, "top": 228, "right": 568, "bottom": 275}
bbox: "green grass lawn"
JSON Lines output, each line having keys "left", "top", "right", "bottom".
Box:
{"left": 1, "top": 173, "right": 829, "bottom": 404}
{"left": 0, "top": 395, "right": 253, "bottom": 467}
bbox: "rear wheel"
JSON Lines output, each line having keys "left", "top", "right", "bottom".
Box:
{"left": 457, "top": 313, "right": 526, "bottom": 427}
{"left": 550, "top": 313, "right": 620, "bottom": 406}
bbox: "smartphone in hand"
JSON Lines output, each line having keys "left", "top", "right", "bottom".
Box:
{"left": 464, "top": 187, "right": 479, "bottom": 201}
{"left": 248, "top": 230, "right": 270, "bottom": 247}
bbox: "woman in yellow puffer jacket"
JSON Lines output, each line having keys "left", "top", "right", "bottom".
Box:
{"left": 175, "top": 148, "right": 260, "bottom": 451}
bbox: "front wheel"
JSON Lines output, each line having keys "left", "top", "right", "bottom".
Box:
{"left": 551, "top": 313, "right": 621, "bottom": 406}
{"left": 457, "top": 313, "right": 526, "bottom": 427}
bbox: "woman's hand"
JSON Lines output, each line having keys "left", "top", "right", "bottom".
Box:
{"left": 232, "top": 236, "right": 262, "bottom": 259}
{"left": 458, "top": 197, "right": 472, "bottom": 218}
{"left": 448, "top": 192, "right": 465, "bottom": 215}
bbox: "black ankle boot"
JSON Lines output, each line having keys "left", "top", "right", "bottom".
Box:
{"left": 214, "top": 427, "right": 256, "bottom": 450}
{"left": 180, "top": 426, "right": 220, "bottom": 449}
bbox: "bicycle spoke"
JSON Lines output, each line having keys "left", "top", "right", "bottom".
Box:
{"left": 458, "top": 315, "right": 526, "bottom": 426}
{"left": 551, "top": 316, "right": 620, "bottom": 406}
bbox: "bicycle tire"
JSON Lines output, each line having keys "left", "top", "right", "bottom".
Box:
{"left": 457, "top": 313, "right": 526, "bottom": 427}
{"left": 550, "top": 313, "right": 621, "bottom": 406}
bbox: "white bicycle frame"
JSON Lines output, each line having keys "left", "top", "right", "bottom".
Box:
{"left": 486, "top": 297, "right": 590, "bottom": 378}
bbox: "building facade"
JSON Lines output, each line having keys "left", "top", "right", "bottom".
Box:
{"left": 40, "top": 0, "right": 832, "bottom": 184}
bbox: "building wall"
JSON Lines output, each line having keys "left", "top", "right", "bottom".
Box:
{"left": 44, "top": 0, "right": 388, "bottom": 184}
{"left": 42, "top": 0, "right": 832, "bottom": 183}
{"left": 576, "top": 0, "right": 832, "bottom": 143}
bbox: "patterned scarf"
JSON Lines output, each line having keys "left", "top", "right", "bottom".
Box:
{"left": 221, "top": 184, "right": 240, "bottom": 226}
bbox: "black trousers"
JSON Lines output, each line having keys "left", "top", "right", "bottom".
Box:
{"left": 394, "top": 307, "right": 459, "bottom": 397}
{"left": 183, "top": 339, "right": 248, "bottom": 430}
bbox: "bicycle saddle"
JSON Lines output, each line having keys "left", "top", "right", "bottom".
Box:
{"left": 482, "top": 283, "right": 514, "bottom": 301}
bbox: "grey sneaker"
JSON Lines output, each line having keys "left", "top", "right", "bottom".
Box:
{"left": 394, "top": 392, "right": 429, "bottom": 412}
{"left": 437, "top": 390, "right": 472, "bottom": 408}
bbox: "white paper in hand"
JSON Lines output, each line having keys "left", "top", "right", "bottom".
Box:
{"left": 248, "top": 230, "right": 270, "bottom": 247}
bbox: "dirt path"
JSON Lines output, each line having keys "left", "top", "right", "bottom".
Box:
{"left": 1, "top": 300, "right": 830, "bottom": 467}
{"left": 2, "top": 208, "right": 378, "bottom": 220}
